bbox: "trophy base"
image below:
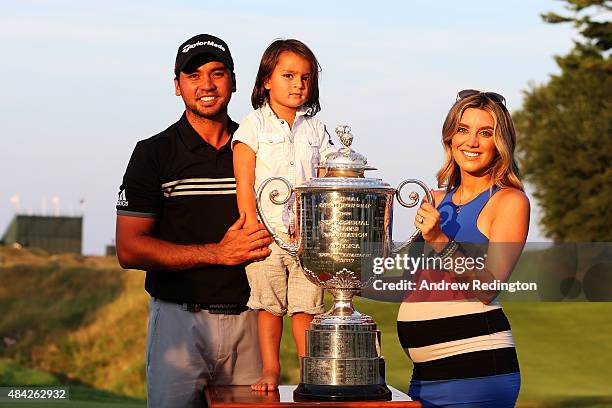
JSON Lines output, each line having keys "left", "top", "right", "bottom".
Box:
{"left": 293, "top": 383, "right": 392, "bottom": 401}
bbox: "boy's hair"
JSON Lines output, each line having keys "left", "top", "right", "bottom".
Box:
{"left": 251, "top": 39, "right": 321, "bottom": 114}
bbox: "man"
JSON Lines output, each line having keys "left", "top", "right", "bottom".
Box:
{"left": 116, "top": 34, "right": 272, "bottom": 408}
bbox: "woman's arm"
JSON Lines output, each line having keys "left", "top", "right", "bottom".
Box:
{"left": 482, "top": 188, "right": 530, "bottom": 281}
{"left": 233, "top": 142, "right": 259, "bottom": 227}
{"left": 489, "top": 189, "right": 530, "bottom": 243}
{"left": 459, "top": 189, "right": 530, "bottom": 303}
{"left": 416, "top": 188, "right": 530, "bottom": 303}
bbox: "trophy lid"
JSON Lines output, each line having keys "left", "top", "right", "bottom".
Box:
{"left": 317, "top": 125, "right": 376, "bottom": 177}
{"left": 297, "top": 125, "right": 393, "bottom": 191}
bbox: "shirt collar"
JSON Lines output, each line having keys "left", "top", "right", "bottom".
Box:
{"left": 178, "top": 112, "right": 238, "bottom": 151}
{"left": 262, "top": 103, "right": 312, "bottom": 119}
{"left": 297, "top": 106, "right": 313, "bottom": 117}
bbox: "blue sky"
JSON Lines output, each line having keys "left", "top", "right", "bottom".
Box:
{"left": 0, "top": 1, "right": 576, "bottom": 254}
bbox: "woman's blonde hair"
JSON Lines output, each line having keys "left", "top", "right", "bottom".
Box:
{"left": 436, "top": 93, "right": 524, "bottom": 191}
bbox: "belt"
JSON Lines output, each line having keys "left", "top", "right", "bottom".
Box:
{"left": 178, "top": 302, "right": 249, "bottom": 314}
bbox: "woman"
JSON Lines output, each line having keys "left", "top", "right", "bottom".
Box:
{"left": 397, "top": 90, "right": 530, "bottom": 408}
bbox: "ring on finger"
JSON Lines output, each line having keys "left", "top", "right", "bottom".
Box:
{"left": 417, "top": 216, "right": 425, "bottom": 224}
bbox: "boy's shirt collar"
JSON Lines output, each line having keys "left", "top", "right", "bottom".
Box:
{"left": 262, "top": 103, "right": 312, "bottom": 120}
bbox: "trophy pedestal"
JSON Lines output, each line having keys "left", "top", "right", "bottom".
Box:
{"left": 294, "top": 315, "right": 392, "bottom": 401}
{"left": 293, "top": 383, "right": 391, "bottom": 402}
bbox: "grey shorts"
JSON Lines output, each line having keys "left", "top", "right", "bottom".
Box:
{"left": 246, "top": 233, "right": 324, "bottom": 317}
{"left": 145, "top": 298, "right": 261, "bottom": 408}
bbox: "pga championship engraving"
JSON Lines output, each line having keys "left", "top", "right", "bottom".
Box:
{"left": 256, "top": 125, "right": 432, "bottom": 401}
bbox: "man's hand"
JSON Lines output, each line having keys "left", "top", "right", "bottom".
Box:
{"left": 116, "top": 213, "right": 272, "bottom": 271}
{"left": 215, "top": 213, "right": 273, "bottom": 265}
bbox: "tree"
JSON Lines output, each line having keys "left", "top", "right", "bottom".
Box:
{"left": 513, "top": 0, "right": 611, "bottom": 241}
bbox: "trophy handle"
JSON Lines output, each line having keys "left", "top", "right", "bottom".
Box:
{"left": 392, "top": 179, "right": 434, "bottom": 254}
{"left": 256, "top": 177, "right": 299, "bottom": 257}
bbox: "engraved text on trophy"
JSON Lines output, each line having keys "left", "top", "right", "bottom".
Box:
{"left": 299, "top": 191, "right": 390, "bottom": 276}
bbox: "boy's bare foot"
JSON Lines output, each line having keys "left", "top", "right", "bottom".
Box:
{"left": 251, "top": 369, "right": 280, "bottom": 391}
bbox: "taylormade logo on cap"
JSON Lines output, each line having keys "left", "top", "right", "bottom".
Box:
{"left": 182, "top": 40, "right": 226, "bottom": 53}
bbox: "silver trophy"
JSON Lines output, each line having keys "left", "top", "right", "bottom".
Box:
{"left": 256, "top": 125, "right": 432, "bottom": 401}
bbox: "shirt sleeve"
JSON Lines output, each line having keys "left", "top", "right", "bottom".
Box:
{"left": 116, "top": 140, "right": 162, "bottom": 218}
{"left": 317, "top": 121, "right": 336, "bottom": 159}
{"left": 231, "top": 113, "right": 259, "bottom": 154}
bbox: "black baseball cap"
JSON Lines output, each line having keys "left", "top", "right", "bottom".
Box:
{"left": 175, "top": 34, "right": 234, "bottom": 78}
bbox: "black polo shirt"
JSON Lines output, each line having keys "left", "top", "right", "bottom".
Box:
{"left": 116, "top": 113, "right": 250, "bottom": 304}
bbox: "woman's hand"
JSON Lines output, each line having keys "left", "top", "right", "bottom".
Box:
{"left": 415, "top": 202, "right": 448, "bottom": 244}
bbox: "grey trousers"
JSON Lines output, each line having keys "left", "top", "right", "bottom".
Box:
{"left": 146, "top": 298, "right": 261, "bottom": 408}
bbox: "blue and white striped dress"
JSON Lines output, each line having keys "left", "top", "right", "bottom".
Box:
{"left": 396, "top": 186, "right": 520, "bottom": 408}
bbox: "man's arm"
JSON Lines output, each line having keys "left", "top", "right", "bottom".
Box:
{"left": 116, "top": 213, "right": 272, "bottom": 271}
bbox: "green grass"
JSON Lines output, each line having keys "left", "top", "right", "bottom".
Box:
{"left": 0, "top": 264, "right": 123, "bottom": 356}
{"left": 0, "top": 359, "right": 60, "bottom": 386}
{"left": 0, "top": 262, "right": 149, "bottom": 399}
{"left": 506, "top": 303, "right": 612, "bottom": 404}
{"left": 0, "top": 359, "right": 145, "bottom": 407}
